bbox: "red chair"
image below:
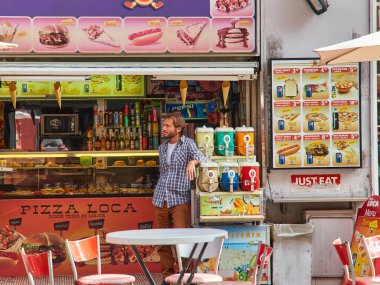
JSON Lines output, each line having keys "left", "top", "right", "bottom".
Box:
{"left": 165, "top": 237, "right": 225, "bottom": 284}
{"left": 65, "top": 235, "right": 135, "bottom": 285}
{"left": 362, "top": 235, "right": 380, "bottom": 277}
{"left": 333, "top": 237, "right": 380, "bottom": 285}
{"left": 21, "top": 247, "right": 55, "bottom": 285}
{"left": 199, "top": 242, "right": 272, "bottom": 285}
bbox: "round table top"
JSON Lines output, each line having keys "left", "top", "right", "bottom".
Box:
{"left": 106, "top": 228, "right": 228, "bottom": 245}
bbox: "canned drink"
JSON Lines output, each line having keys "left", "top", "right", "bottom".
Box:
{"left": 114, "top": 111, "right": 119, "bottom": 127}
{"left": 278, "top": 154, "right": 285, "bottom": 165}
{"left": 336, "top": 153, "right": 342, "bottom": 163}
{"left": 278, "top": 120, "right": 285, "bottom": 131}
{"left": 307, "top": 154, "right": 314, "bottom": 164}
{"left": 308, "top": 120, "right": 314, "bottom": 131}
{"left": 331, "top": 86, "right": 336, "bottom": 98}
{"left": 276, "top": 86, "right": 283, "bottom": 98}
{"left": 306, "top": 85, "right": 312, "bottom": 97}
{"left": 84, "top": 84, "right": 89, "bottom": 93}
{"left": 22, "top": 84, "right": 28, "bottom": 93}
{"left": 153, "top": 136, "right": 159, "bottom": 149}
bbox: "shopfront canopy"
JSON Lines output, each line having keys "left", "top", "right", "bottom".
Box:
{"left": 0, "top": 62, "right": 258, "bottom": 81}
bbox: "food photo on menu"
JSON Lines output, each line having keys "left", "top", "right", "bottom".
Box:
{"left": 272, "top": 68, "right": 301, "bottom": 101}
{"left": 0, "top": 17, "right": 33, "bottom": 53}
{"left": 331, "top": 67, "right": 359, "bottom": 100}
{"left": 212, "top": 18, "right": 254, "bottom": 52}
{"left": 274, "top": 135, "right": 302, "bottom": 168}
{"left": 78, "top": 17, "right": 122, "bottom": 53}
{"left": 331, "top": 100, "right": 359, "bottom": 133}
{"left": 303, "top": 101, "right": 330, "bottom": 133}
{"left": 124, "top": 18, "right": 167, "bottom": 53}
{"left": 273, "top": 101, "right": 301, "bottom": 133}
{"left": 167, "top": 17, "right": 211, "bottom": 53}
{"left": 303, "top": 135, "right": 330, "bottom": 167}
{"left": 302, "top": 68, "right": 329, "bottom": 100}
{"left": 332, "top": 134, "right": 360, "bottom": 166}
{"left": 210, "top": 0, "right": 255, "bottom": 17}
{"left": 33, "top": 17, "right": 77, "bottom": 53}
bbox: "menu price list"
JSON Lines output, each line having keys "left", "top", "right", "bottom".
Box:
{"left": 271, "top": 60, "right": 361, "bottom": 168}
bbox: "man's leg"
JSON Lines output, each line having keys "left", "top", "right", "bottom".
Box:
{"left": 154, "top": 204, "right": 175, "bottom": 277}
{"left": 171, "top": 203, "right": 191, "bottom": 228}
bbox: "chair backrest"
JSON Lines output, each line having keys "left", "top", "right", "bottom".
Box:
{"left": 65, "top": 235, "right": 101, "bottom": 281}
{"left": 333, "top": 237, "right": 356, "bottom": 284}
{"left": 362, "top": 234, "right": 380, "bottom": 277}
{"left": 21, "top": 247, "right": 54, "bottom": 285}
{"left": 252, "top": 242, "right": 273, "bottom": 285}
{"left": 176, "top": 236, "right": 225, "bottom": 274}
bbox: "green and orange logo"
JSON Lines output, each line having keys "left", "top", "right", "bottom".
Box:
{"left": 123, "top": 0, "right": 164, "bottom": 9}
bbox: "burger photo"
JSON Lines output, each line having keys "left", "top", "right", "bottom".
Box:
{"left": 38, "top": 24, "right": 69, "bottom": 48}
{"left": 305, "top": 141, "right": 329, "bottom": 157}
{"left": 22, "top": 232, "right": 66, "bottom": 266}
{"left": 0, "top": 225, "right": 25, "bottom": 269}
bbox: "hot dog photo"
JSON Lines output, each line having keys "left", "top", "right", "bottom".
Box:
{"left": 124, "top": 17, "right": 167, "bottom": 53}
{"left": 274, "top": 135, "right": 301, "bottom": 168}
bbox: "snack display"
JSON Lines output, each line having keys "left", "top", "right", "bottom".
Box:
{"left": 113, "top": 160, "right": 126, "bottom": 167}
{"left": 0, "top": 226, "right": 24, "bottom": 269}
{"left": 22, "top": 232, "right": 66, "bottom": 265}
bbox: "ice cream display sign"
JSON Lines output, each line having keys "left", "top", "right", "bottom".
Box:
{"left": 270, "top": 59, "right": 361, "bottom": 169}
{"left": 0, "top": 0, "right": 257, "bottom": 54}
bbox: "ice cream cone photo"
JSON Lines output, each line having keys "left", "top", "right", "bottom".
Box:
{"left": 54, "top": 82, "right": 62, "bottom": 109}
{"left": 0, "top": 22, "right": 18, "bottom": 44}
{"left": 9, "top": 81, "right": 17, "bottom": 109}
{"left": 180, "top": 80, "right": 188, "bottom": 106}
{"left": 222, "top": 80, "right": 230, "bottom": 107}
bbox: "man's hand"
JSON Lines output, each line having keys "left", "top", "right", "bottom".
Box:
{"left": 186, "top": 160, "right": 197, "bottom": 181}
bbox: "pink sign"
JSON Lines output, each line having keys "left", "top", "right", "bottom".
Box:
{"left": 124, "top": 17, "right": 167, "bottom": 53}
{"left": 0, "top": 17, "right": 32, "bottom": 53}
{"left": 32, "top": 17, "right": 77, "bottom": 53}
{"left": 210, "top": 0, "right": 255, "bottom": 18}
{"left": 167, "top": 17, "right": 211, "bottom": 53}
{"left": 211, "top": 18, "right": 255, "bottom": 52}
{"left": 78, "top": 17, "right": 123, "bottom": 53}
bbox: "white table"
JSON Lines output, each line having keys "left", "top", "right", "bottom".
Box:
{"left": 106, "top": 228, "right": 228, "bottom": 285}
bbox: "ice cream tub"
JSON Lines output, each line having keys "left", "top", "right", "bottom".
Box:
{"left": 235, "top": 125, "right": 254, "bottom": 156}
{"left": 239, "top": 161, "right": 260, "bottom": 191}
{"left": 215, "top": 126, "right": 234, "bottom": 156}
{"left": 197, "top": 162, "right": 219, "bottom": 192}
{"left": 220, "top": 162, "right": 239, "bottom": 191}
{"left": 195, "top": 125, "right": 214, "bottom": 155}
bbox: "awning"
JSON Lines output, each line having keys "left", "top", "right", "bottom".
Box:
{"left": 0, "top": 62, "right": 258, "bottom": 81}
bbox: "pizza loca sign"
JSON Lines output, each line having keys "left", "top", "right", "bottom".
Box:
{"left": 20, "top": 203, "right": 137, "bottom": 215}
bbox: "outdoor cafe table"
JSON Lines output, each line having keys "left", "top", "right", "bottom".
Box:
{"left": 106, "top": 228, "right": 228, "bottom": 285}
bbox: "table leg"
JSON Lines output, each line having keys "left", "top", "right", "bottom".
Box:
{"left": 185, "top": 242, "right": 208, "bottom": 285}
{"left": 176, "top": 244, "right": 198, "bottom": 285}
{"left": 131, "top": 245, "right": 157, "bottom": 285}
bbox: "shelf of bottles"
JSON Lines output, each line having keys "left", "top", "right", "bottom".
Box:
{"left": 87, "top": 102, "right": 161, "bottom": 152}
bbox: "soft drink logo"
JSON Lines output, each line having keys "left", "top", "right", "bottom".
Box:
{"left": 49, "top": 118, "right": 62, "bottom": 128}
{"left": 123, "top": 0, "right": 164, "bottom": 9}
{"left": 278, "top": 120, "right": 285, "bottom": 130}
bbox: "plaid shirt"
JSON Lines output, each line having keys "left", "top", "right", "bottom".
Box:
{"left": 153, "top": 135, "right": 206, "bottom": 208}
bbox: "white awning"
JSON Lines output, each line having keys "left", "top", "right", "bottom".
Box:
{"left": 0, "top": 62, "right": 258, "bottom": 80}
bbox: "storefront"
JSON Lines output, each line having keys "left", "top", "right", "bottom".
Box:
{"left": 0, "top": 0, "right": 267, "bottom": 281}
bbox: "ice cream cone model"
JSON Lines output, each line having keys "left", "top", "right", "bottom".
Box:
{"left": 54, "top": 82, "right": 62, "bottom": 109}
{"left": 180, "top": 80, "right": 188, "bottom": 106}
{"left": 9, "top": 81, "right": 17, "bottom": 109}
{"left": 222, "top": 81, "right": 230, "bottom": 108}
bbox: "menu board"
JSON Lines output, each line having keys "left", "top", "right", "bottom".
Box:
{"left": 270, "top": 59, "right": 361, "bottom": 169}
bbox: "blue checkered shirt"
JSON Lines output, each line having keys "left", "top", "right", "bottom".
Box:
{"left": 153, "top": 135, "right": 206, "bottom": 208}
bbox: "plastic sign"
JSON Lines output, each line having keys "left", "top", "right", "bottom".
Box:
{"left": 290, "top": 174, "right": 341, "bottom": 191}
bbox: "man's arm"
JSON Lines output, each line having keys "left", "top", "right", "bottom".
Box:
{"left": 186, "top": 139, "right": 206, "bottom": 180}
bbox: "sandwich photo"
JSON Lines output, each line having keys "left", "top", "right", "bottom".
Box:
{"left": 304, "top": 81, "right": 328, "bottom": 97}
{"left": 0, "top": 225, "right": 24, "bottom": 269}
{"left": 38, "top": 24, "right": 69, "bottom": 48}
{"left": 305, "top": 141, "right": 329, "bottom": 157}
{"left": 276, "top": 144, "right": 300, "bottom": 156}
{"left": 284, "top": 78, "right": 298, "bottom": 97}
{"left": 177, "top": 22, "right": 207, "bottom": 47}
{"left": 22, "top": 232, "right": 66, "bottom": 266}
{"left": 128, "top": 27, "right": 163, "bottom": 46}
